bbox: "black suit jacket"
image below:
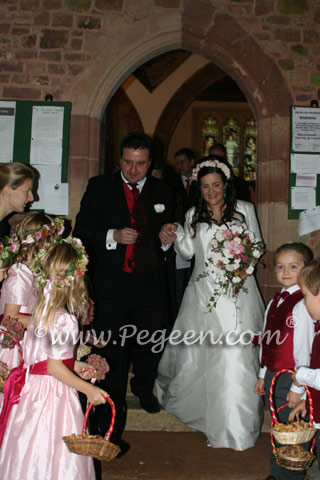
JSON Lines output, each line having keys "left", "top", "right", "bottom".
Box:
{"left": 73, "top": 171, "right": 174, "bottom": 300}
{"left": 165, "top": 173, "right": 196, "bottom": 224}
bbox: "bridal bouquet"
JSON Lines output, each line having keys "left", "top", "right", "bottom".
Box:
{"left": 197, "top": 222, "right": 265, "bottom": 312}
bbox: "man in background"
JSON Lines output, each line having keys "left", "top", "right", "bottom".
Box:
{"left": 166, "top": 148, "right": 197, "bottom": 315}
{"left": 209, "top": 143, "right": 252, "bottom": 203}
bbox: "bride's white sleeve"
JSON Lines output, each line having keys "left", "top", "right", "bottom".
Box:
{"left": 174, "top": 208, "right": 195, "bottom": 260}
{"left": 242, "top": 202, "right": 262, "bottom": 242}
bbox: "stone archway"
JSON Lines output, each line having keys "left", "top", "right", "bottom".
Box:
{"left": 113, "top": 88, "right": 144, "bottom": 134}
{"left": 153, "top": 63, "right": 227, "bottom": 160}
{"left": 68, "top": 9, "right": 292, "bottom": 298}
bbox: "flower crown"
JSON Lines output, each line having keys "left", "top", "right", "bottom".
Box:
{"left": 31, "top": 236, "right": 88, "bottom": 288}
{"left": 191, "top": 160, "right": 231, "bottom": 181}
{"left": 20, "top": 217, "right": 65, "bottom": 245}
{"left": 0, "top": 234, "right": 20, "bottom": 265}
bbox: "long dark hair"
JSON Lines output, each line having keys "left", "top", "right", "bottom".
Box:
{"left": 190, "top": 156, "right": 241, "bottom": 235}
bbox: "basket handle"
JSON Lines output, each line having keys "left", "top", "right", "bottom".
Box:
{"left": 269, "top": 368, "right": 314, "bottom": 428}
{"left": 83, "top": 395, "right": 115, "bottom": 440}
{"left": 0, "top": 328, "right": 23, "bottom": 368}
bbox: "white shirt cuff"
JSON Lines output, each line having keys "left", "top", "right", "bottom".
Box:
{"left": 162, "top": 243, "right": 171, "bottom": 251}
{"left": 106, "top": 229, "right": 117, "bottom": 250}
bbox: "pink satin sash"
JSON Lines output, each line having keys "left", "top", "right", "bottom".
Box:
{"left": 0, "top": 357, "right": 74, "bottom": 447}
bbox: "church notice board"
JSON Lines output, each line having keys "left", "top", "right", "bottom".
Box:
{"left": 0, "top": 99, "right": 71, "bottom": 215}
{"left": 289, "top": 106, "right": 320, "bottom": 219}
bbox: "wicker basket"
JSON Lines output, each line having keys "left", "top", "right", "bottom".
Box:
{"left": 270, "top": 368, "right": 316, "bottom": 471}
{"left": 0, "top": 329, "right": 23, "bottom": 393}
{"left": 0, "top": 368, "right": 10, "bottom": 393}
{"left": 63, "top": 396, "right": 120, "bottom": 461}
{"left": 271, "top": 425, "right": 316, "bottom": 445}
{"left": 275, "top": 446, "right": 315, "bottom": 471}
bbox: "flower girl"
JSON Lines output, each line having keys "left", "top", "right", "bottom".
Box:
{"left": 0, "top": 213, "right": 64, "bottom": 374}
{"left": 0, "top": 238, "right": 108, "bottom": 480}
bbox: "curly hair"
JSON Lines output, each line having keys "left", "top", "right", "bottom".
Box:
{"left": 33, "top": 242, "right": 89, "bottom": 328}
{"left": 15, "top": 212, "right": 56, "bottom": 264}
{"left": 190, "top": 156, "right": 241, "bottom": 236}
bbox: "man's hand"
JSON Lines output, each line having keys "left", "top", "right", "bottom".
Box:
{"left": 114, "top": 228, "right": 138, "bottom": 244}
{"left": 159, "top": 223, "right": 177, "bottom": 244}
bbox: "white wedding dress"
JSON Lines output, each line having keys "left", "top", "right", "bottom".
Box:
{"left": 156, "top": 200, "right": 265, "bottom": 451}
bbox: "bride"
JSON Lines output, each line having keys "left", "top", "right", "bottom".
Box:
{"left": 157, "top": 157, "right": 265, "bottom": 451}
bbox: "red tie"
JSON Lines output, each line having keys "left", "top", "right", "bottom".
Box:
{"left": 185, "top": 178, "right": 190, "bottom": 196}
{"left": 129, "top": 183, "right": 139, "bottom": 201}
{"left": 123, "top": 182, "right": 139, "bottom": 273}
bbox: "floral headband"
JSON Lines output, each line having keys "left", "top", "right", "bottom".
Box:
{"left": 0, "top": 234, "right": 20, "bottom": 265}
{"left": 20, "top": 217, "right": 65, "bottom": 245}
{"left": 191, "top": 160, "right": 231, "bottom": 181}
{"left": 31, "top": 236, "right": 88, "bottom": 288}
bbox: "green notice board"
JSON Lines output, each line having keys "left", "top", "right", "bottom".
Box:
{"left": 8, "top": 100, "right": 72, "bottom": 182}
{"left": 289, "top": 106, "right": 320, "bottom": 219}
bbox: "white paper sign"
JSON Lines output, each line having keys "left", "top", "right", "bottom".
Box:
{"left": 44, "top": 183, "right": 68, "bottom": 215}
{"left": 0, "top": 101, "right": 16, "bottom": 163}
{"left": 292, "top": 107, "right": 320, "bottom": 152}
{"left": 31, "top": 164, "right": 62, "bottom": 210}
{"left": 291, "top": 187, "right": 316, "bottom": 210}
{"left": 299, "top": 206, "right": 320, "bottom": 236}
{"left": 296, "top": 174, "right": 317, "bottom": 187}
{"left": 31, "top": 106, "right": 64, "bottom": 140}
{"left": 291, "top": 153, "right": 320, "bottom": 174}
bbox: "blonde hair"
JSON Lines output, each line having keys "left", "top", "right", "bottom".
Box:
{"left": 33, "top": 242, "right": 89, "bottom": 328}
{"left": 298, "top": 259, "right": 320, "bottom": 296}
{"left": 0, "top": 162, "right": 34, "bottom": 191}
{"left": 14, "top": 212, "right": 56, "bottom": 264}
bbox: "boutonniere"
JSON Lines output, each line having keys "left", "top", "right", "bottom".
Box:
{"left": 154, "top": 203, "right": 165, "bottom": 213}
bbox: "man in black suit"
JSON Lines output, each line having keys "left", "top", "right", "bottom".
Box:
{"left": 73, "top": 133, "right": 174, "bottom": 454}
{"left": 209, "top": 143, "right": 252, "bottom": 202}
{"left": 167, "top": 148, "right": 197, "bottom": 312}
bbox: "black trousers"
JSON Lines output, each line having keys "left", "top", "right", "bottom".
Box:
{"left": 265, "top": 370, "right": 307, "bottom": 480}
{"left": 92, "top": 269, "right": 167, "bottom": 441}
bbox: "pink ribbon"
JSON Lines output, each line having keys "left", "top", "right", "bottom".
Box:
{"left": 0, "top": 365, "right": 27, "bottom": 447}
{"left": 0, "top": 357, "right": 74, "bottom": 448}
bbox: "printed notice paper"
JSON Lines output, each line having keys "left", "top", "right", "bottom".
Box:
{"left": 291, "top": 187, "right": 316, "bottom": 210}
{"left": 291, "top": 153, "right": 320, "bottom": 174}
{"left": 30, "top": 106, "right": 64, "bottom": 166}
{"left": 299, "top": 206, "right": 320, "bottom": 236}
{"left": 292, "top": 107, "right": 320, "bottom": 152}
{"left": 0, "top": 101, "right": 16, "bottom": 163}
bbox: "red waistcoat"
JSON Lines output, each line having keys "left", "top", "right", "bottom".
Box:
{"left": 261, "top": 290, "right": 304, "bottom": 372}
{"left": 308, "top": 322, "right": 320, "bottom": 422}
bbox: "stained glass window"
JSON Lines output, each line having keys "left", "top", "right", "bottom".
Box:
{"left": 243, "top": 118, "right": 257, "bottom": 181}
{"left": 201, "top": 116, "right": 219, "bottom": 157}
{"left": 222, "top": 117, "right": 240, "bottom": 175}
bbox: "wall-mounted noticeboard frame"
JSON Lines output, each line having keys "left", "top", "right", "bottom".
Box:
{"left": 0, "top": 100, "right": 72, "bottom": 214}
{"left": 289, "top": 106, "right": 320, "bottom": 219}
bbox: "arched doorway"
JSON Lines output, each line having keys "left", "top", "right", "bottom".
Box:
{"left": 68, "top": 12, "right": 292, "bottom": 298}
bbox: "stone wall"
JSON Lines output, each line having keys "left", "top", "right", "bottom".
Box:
{"left": 1, "top": 0, "right": 320, "bottom": 299}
